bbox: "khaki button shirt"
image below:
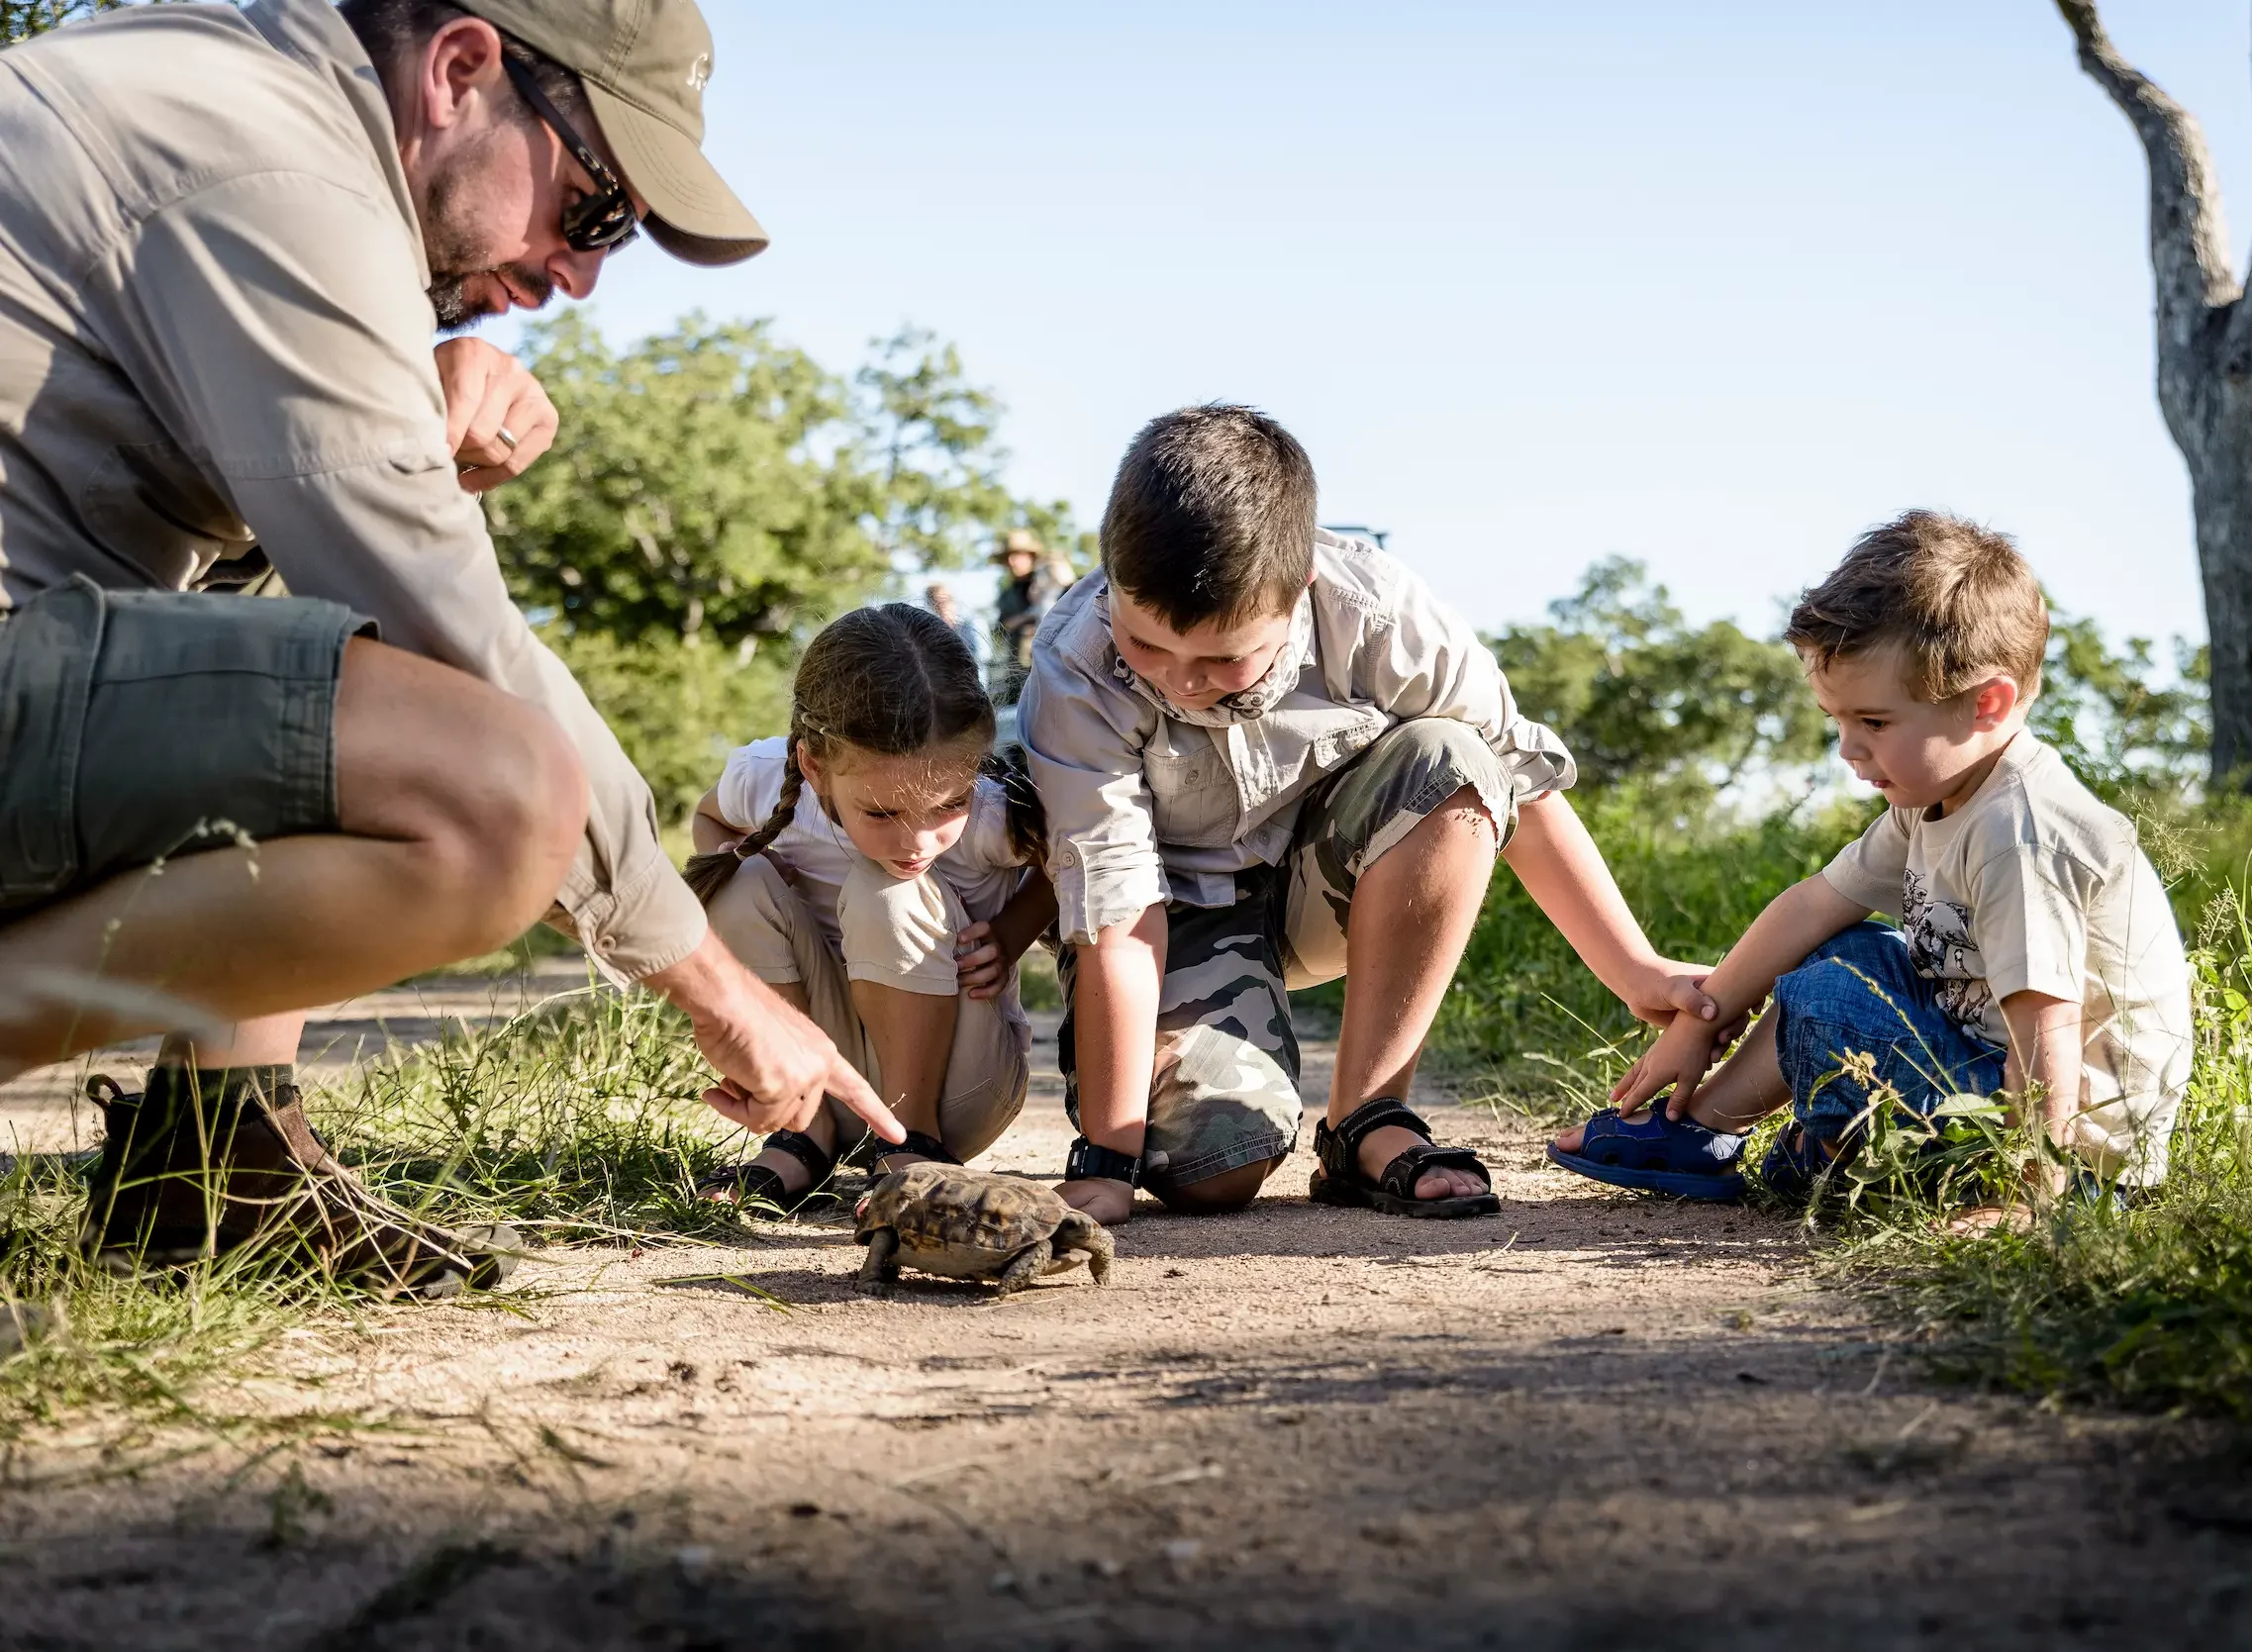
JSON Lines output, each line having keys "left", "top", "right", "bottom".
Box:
{"left": 1020, "top": 533, "right": 1576, "bottom": 945}
{"left": 0, "top": 0, "right": 704, "bottom": 978}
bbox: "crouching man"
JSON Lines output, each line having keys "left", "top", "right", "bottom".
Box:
{"left": 0, "top": 0, "right": 894, "bottom": 1298}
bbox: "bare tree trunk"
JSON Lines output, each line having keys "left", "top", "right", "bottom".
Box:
{"left": 2058, "top": 0, "right": 2252, "bottom": 782}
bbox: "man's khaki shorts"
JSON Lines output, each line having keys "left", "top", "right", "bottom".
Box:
{"left": 0, "top": 576, "right": 365, "bottom": 916}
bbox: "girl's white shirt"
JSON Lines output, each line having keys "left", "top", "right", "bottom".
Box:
{"left": 714, "top": 736, "right": 1034, "bottom": 1041}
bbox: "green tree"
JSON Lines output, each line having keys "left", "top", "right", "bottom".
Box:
{"left": 485, "top": 313, "right": 1067, "bottom": 822}
{"left": 486, "top": 312, "right": 885, "bottom": 649}
{"left": 2, "top": 0, "right": 126, "bottom": 43}
{"left": 1487, "top": 558, "right": 1828, "bottom": 812}
{"left": 2032, "top": 621, "right": 2209, "bottom": 796}
{"left": 856, "top": 327, "right": 1012, "bottom": 572}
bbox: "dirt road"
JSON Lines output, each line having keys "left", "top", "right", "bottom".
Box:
{"left": 3, "top": 989, "right": 2246, "bottom": 1650}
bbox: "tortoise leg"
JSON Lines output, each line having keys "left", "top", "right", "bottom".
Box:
{"left": 993, "top": 1239, "right": 1052, "bottom": 1299}
{"left": 1060, "top": 1213, "right": 1114, "bottom": 1286}
{"left": 858, "top": 1228, "right": 899, "bottom": 1293}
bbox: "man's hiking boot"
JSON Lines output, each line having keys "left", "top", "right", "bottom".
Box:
{"left": 77, "top": 1066, "right": 517, "bottom": 1302}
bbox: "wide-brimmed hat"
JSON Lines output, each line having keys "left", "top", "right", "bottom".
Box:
{"left": 988, "top": 528, "right": 1046, "bottom": 564}
{"left": 459, "top": 0, "right": 767, "bottom": 266}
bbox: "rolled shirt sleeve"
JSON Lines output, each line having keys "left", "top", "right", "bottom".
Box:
{"left": 1019, "top": 643, "right": 1170, "bottom": 946}
{"left": 1365, "top": 560, "right": 1576, "bottom": 821}
{"left": 1821, "top": 809, "right": 1910, "bottom": 918}
{"left": 92, "top": 170, "right": 706, "bottom": 979}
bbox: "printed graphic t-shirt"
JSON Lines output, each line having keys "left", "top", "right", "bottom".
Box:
{"left": 1820, "top": 732, "right": 2193, "bottom": 1184}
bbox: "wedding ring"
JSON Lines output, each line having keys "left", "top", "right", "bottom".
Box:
{"left": 495, "top": 425, "right": 520, "bottom": 449}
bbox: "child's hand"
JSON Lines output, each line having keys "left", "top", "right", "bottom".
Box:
{"left": 1058, "top": 1177, "right": 1135, "bottom": 1226}
{"left": 1612, "top": 1012, "right": 1724, "bottom": 1120}
{"left": 1620, "top": 958, "right": 1723, "bottom": 1027}
{"left": 955, "top": 920, "right": 1009, "bottom": 1000}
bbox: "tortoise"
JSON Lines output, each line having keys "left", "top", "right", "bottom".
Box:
{"left": 853, "top": 1163, "right": 1115, "bottom": 1298}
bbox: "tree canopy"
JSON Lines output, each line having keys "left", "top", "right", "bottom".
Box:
{"left": 485, "top": 313, "right": 1083, "bottom": 653}
{"left": 1488, "top": 558, "right": 1828, "bottom": 814}
{"left": 3, "top": 0, "right": 126, "bottom": 43}
{"left": 484, "top": 313, "right": 1085, "bottom": 821}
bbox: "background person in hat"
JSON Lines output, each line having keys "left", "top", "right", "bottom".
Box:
{"left": 0, "top": 0, "right": 896, "bottom": 1298}
{"left": 990, "top": 529, "right": 1049, "bottom": 704}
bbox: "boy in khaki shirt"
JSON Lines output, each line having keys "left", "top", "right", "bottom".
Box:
{"left": 1550, "top": 511, "right": 2193, "bottom": 1211}
{"left": 1020, "top": 405, "right": 1718, "bottom": 1222}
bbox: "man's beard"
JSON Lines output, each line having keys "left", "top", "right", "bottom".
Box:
{"left": 421, "top": 149, "right": 555, "bottom": 334}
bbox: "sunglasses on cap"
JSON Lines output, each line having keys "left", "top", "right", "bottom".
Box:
{"left": 501, "top": 54, "right": 640, "bottom": 254}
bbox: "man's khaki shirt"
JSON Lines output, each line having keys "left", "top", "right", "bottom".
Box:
{"left": 0, "top": 0, "right": 705, "bottom": 978}
{"left": 1020, "top": 532, "right": 1577, "bottom": 945}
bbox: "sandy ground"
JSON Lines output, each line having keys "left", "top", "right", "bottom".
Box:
{"left": 3, "top": 984, "right": 2250, "bottom": 1650}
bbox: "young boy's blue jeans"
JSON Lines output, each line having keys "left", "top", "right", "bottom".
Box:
{"left": 1774, "top": 921, "right": 2007, "bottom": 1146}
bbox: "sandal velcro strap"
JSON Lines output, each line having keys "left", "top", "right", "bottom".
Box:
{"left": 1315, "top": 1097, "right": 1433, "bottom": 1184}
{"left": 1065, "top": 1136, "right": 1142, "bottom": 1188}
{"left": 1308, "top": 1097, "right": 1500, "bottom": 1220}
{"left": 698, "top": 1127, "right": 840, "bottom": 1211}
{"left": 1375, "top": 1142, "right": 1492, "bottom": 1201}
{"left": 758, "top": 1129, "right": 834, "bottom": 1177}
{"left": 882, "top": 1129, "right": 959, "bottom": 1166}
{"left": 1545, "top": 1107, "right": 1746, "bottom": 1203}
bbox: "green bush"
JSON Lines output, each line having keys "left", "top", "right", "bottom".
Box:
{"left": 1322, "top": 782, "right": 1873, "bottom": 1103}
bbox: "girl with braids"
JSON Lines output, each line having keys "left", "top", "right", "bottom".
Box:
{"left": 684, "top": 604, "right": 1055, "bottom": 1209}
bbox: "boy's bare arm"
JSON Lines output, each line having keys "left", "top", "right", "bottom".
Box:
{"left": 1999, "top": 990, "right": 2082, "bottom": 1194}
{"left": 1057, "top": 903, "right": 1166, "bottom": 1224}
{"left": 1502, "top": 791, "right": 1718, "bottom": 1023}
{"left": 1614, "top": 874, "right": 1871, "bottom": 1119}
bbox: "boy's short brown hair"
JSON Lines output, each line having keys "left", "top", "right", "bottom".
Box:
{"left": 1785, "top": 510, "right": 2049, "bottom": 703}
{"left": 1100, "top": 405, "right": 1317, "bottom": 631}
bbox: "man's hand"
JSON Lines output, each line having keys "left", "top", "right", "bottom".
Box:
{"left": 1611, "top": 1010, "right": 1724, "bottom": 1120}
{"left": 436, "top": 338, "right": 558, "bottom": 493}
{"left": 1058, "top": 1177, "right": 1135, "bottom": 1226}
{"left": 644, "top": 930, "right": 901, "bottom": 1143}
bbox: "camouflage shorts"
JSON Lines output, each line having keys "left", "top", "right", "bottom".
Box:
{"left": 1060, "top": 719, "right": 1513, "bottom": 1194}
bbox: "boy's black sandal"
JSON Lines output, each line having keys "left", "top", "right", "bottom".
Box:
{"left": 1308, "top": 1097, "right": 1501, "bottom": 1219}
{"left": 698, "top": 1128, "right": 841, "bottom": 1214}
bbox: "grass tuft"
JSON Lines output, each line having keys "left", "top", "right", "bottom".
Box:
{"left": 0, "top": 978, "right": 757, "bottom": 1469}
{"left": 310, "top": 981, "right": 750, "bottom": 1244}
{"left": 1856, "top": 900, "right": 2252, "bottom": 1417}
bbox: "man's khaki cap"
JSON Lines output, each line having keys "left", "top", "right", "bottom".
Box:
{"left": 458, "top": 0, "right": 767, "bottom": 266}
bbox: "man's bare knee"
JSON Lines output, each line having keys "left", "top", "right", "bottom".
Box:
{"left": 1155, "top": 1157, "right": 1279, "bottom": 1215}
{"left": 336, "top": 640, "right": 586, "bottom": 950}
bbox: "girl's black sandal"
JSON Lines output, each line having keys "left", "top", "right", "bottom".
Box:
{"left": 699, "top": 1128, "right": 842, "bottom": 1214}
{"left": 1308, "top": 1097, "right": 1502, "bottom": 1219}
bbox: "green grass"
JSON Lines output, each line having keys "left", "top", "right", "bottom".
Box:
{"left": 312, "top": 981, "right": 749, "bottom": 1245}
{"left": 0, "top": 981, "right": 764, "bottom": 1468}
{"left": 1852, "top": 899, "right": 2252, "bottom": 1418}
{"left": 1428, "top": 779, "right": 2252, "bottom": 1422}
{"left": 1385, "top": 783, "right": 1872, "bottom": 1106}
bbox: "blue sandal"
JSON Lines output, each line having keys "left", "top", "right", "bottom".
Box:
{"left": 1547, "top": 1107, "right": 1747, "bottom": 1201}
{"left": 1758, "top": 1121, "right": 1835, "bottom": 1204}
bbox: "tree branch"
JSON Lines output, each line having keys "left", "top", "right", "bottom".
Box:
{"left": 2056, "top": 0, "right": 2237, "bottom": 359}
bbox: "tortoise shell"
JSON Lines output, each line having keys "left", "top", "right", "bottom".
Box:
{"left": 854, "top": 1163, "right": 1082, "bottom": 1281}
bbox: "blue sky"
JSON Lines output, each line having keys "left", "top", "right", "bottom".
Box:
{"left": 545, "top": 1, "right": 2252, "bottom": 648}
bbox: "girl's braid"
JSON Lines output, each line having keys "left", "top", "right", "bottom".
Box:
{"left": 682, "top": 717, "right": 814, "bottom": 908}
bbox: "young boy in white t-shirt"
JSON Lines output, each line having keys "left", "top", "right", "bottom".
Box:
{"left": 1549, "top": 510, "right": 2193, "bottom": 1209}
